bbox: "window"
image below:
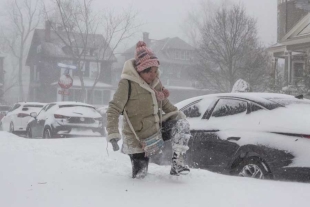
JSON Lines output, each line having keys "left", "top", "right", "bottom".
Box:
{"left": 251, "top": 103, "right": 264, "bottom": 113}
{"left": 211, "top": 99, "right": 247, "bottom": 118}
{"left": 9, "top": 104, "right": 21, "bottom": 112}
{"left": 181, "top": 98, "right": 215, "bottom": 118}
{"left": 183, "top": 105, "right": 201, "bottom": 117}
{"left": 72, "top": 61, "right": 89, "bottom": 77}
{"left": 46, "top": 104, "right": 56, "bottom": 111}
{"left": 69, "top": 89, "right": 84, "bottom": 102}
{"left": 90, "top": 62, "right": 99, "bottom": 79}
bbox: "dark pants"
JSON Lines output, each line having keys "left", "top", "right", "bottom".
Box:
{"left": 129, "top": 153, "right": 149, "bottom": 178}
{"left": 129, "top": 119, "right": 187, "bottom": 178}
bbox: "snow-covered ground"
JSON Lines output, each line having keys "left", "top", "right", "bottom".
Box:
{"left": 1, "top": 131, "right": 310, "bottom": 207}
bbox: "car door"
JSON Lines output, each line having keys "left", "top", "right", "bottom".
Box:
{"left": 198, "top": 98, "right": 248, "bottom": 172}
{"left": 31, "top": 104, "right": 50, "bottom": 137}
{"left": 179, "top": 97, "right": 217, "bottom": 168}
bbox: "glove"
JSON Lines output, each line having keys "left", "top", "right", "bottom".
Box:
{"left": 110, "top": 139, "right": 120, "bottom": 151}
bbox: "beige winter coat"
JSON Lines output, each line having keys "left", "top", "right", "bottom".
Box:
{"left": 106, "top": 59, "right": 178, "bottom": 154}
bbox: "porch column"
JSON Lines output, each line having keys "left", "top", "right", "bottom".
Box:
{"left": 306, "top": 50, "right": 310, "bottom": 88}
{"left": 287, "top": 51, "right": 292, "bottom": 84}
{"left": 272, "top": 57, "right": 278, "bottom": 87}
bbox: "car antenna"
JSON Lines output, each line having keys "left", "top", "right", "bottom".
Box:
{"left": 295, "top": 94, "right": 303, "bottom": 99}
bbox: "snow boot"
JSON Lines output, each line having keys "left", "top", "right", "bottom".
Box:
{"left": 129, "top": 153, "right": 149, "bottom": 179}
{"left": 170, "top": 152, "right": 190, "bottom": 176}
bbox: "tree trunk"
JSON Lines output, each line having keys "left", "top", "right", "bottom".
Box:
{"left": 18, "top": 44, "right": 24, "bottom": 101}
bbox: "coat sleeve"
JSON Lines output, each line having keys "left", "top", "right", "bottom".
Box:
{"left": 106, "top": 79, "right": 129, "bottom": 142}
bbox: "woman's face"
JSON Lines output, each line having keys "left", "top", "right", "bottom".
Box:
{"left": 139, "top": 66, "right": 158, "bottom": 84}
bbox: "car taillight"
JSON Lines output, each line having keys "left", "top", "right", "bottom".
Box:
{"left": 54, "top": 114, "right": 70, "bottom": 119}
{"left": 17, "top": 113, "right": 29, "bottom": 118}
{"left": 302, "top": 135, "right": 310, "bottom": 139}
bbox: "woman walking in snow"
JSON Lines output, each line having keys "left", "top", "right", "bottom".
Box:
{"left": 106, "top": 41, "right": 191, "bottom": 178}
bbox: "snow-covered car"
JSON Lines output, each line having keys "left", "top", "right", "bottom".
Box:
{"left": 26, "top": 102, "right": 104, "bottom": 138}
{"left": 0, "top": 105, "right": 11, "bottom": 121}
{"left": 96, "top": 105, "right": 124, "bottom": 136}
{"left": 1, "top": 102, "right": 45, "bottom": 133}
{"left": 96, "top": 106, "right": 108, "bottom": 136}
{"left": 152, "top": 93, "right": 310, "bottom": 182}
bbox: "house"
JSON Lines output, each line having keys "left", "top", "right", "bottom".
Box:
{"left": 268, "top": 0, "right": 310, "bottom": 94}
{"left": 26, "top": 22, "right": 116, "bottom": 106}
{"left": 114, "top": 32, "right": 208, "bottom": 103}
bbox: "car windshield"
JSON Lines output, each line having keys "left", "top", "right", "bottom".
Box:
{"left": 23, "top": 104, "right": 44, "bottom": 108}
{"left": 59, "top": 105, "right": 95, "bottom": 109}
{"left": 267, "top": 98, "right": 310, "bottom": 106}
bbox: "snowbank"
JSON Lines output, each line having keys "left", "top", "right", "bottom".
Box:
{"left": 0, "top": 132, "right": 310, "bottom": 207}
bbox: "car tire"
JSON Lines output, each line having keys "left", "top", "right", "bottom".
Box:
{"left": 9, "top": 122, "right": 15, "bottom": 133}
{"left": 43, "top": 128, "right": 52, "bottom": 139}
{"left": 233, "top": 157, "right": 272, "bottom": 180}
{"left": 27, "top": 127, "right": 33, "bottom": 138}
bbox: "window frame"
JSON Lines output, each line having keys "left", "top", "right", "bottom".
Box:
{"left": 209, "top": 98, "right": 250, "bottom": 119}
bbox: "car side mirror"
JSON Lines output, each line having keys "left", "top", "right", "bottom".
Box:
{"left": 30, "top": 112, "right": 37, "bottom": 118}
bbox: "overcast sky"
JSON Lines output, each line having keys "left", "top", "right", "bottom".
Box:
{"left": 0, "top": 0, "right": 278, "bottom": 48}
{"left": 94, "top": 0, "right": 278, "bottom": 48}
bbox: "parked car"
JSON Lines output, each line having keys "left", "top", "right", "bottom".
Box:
{"left": 96, "top": 106, "right": 108, "bottom": 136}
{"left": 0, "top": 105, "right": 11, "bottom": 121}
{"left": 152, "top": 93, "right": 310, "bottom": 182}
{"left": 96, "top": 105, "right": 124, "bottom": 137}
{"left": 26, "top": 102, "right": 104, "bottom": 138}
{"left": 1, "top": 102, "right": 45, "bottom": 133}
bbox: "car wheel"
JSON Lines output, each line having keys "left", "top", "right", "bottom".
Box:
{"left": 233, "top": 157, "right": 272, "bottom": 180}
{"left": 27, "top": 127, "right": 33, "bottom": 138}
{"left": 43, "top": 128, "right": 52, "bottom": 139}
{"left": 9, "top": 122, "right": 15, "bottom": 133}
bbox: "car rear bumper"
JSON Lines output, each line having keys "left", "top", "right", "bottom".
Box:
{"left": 52, "top": 125, "right": 104, "bottom": 137}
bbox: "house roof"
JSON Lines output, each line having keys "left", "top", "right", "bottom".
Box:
{"left": 122, "top": 37, "right": 195, "bottom": 65}
{"left": 268, "top": 13, "right": 310, "bottom": 56}
{"left": 26, "top": 29, "right": 116, "bottom": 65}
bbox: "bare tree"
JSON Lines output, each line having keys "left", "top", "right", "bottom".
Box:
{"left": 89, "top": 8, "right": 140, "bottom": 102}
{"left": 187, "top": 3, "right": 269, "bottom": 92}
{"left": 44, "top": 0, "right": 140, "bottom": 103}
{"left": 2, "top": 0, "right": 41, "bottom": 101}
{"left": 43, "top": 0, "right": 97, "bottom": 102}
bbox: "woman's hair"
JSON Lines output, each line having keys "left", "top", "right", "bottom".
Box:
{"left": 140, "top": 67, "right": 152, "bottom": 74}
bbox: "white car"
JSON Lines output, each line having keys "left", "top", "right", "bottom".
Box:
{"left": 153, "top": 93, "right": 310, "bottom": 182}
{"left": 1, "top": 102, "right": 45, "bottom": 133}
{"left": 26, "top": 102, "right": 104, "bottom": 138}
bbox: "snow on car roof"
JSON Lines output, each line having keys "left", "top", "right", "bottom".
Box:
{"left": 51, "top": 101, "right": 95, "bottom": 108}
{"left": 175, "top": 93, "right": 297, "bottom": 110}
{"left": 180, "top": 93, "right": 295, "bottom": 103}
{"left": 17, "top": 102, "right": 46, "bottom": 105}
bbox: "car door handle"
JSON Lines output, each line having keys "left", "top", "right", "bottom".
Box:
{"left": 227, "top": 137, "right": 240, "bottom": 141}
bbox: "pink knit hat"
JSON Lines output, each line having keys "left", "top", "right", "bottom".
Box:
{"left": 135, "top": 41, "right": 159, "bottom": 72}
